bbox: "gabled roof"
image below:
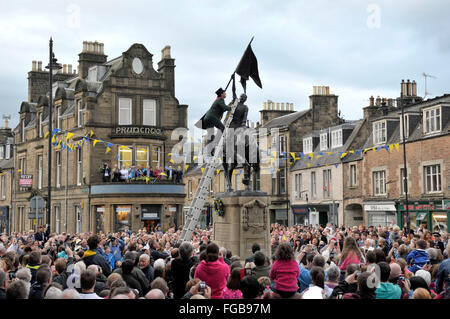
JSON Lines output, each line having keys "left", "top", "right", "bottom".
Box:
{"left": 261, "top": 109, "right": 309, "bottom": 129}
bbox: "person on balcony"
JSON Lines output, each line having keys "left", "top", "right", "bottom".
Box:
{"left": 112, "top": 164, "right": 121, "bottom": 182}
{"left": 166, "top": 165, "right": 174, "bottom": 182}
{"left": 119, "top": 165, "right": 128, "bottom": 182}
{"left": 100, "top": 163, "right": 111, "bottom": 182}
{"left": 175, "top": 166, "right": 183, "bottom": 184}
{"left": 146, "top": 166, "right": 153, "bottom": 178}
{"left": 128, "top": 166, "right": 137, "bottom": 182}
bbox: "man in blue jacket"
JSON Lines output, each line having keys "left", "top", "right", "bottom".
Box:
{"left": 406, "top": 239, "right": 429, "bottom": 274}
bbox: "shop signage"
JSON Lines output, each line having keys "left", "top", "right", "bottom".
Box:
{"left": 143, "top": 213, "right": 159, "bottom": 219}
{"left": 169, "top": 206, "right": 177, "bottom": 212}
{"left": 113, "top": 126, "right": 164, "bottom": 137}
{"left": 400, "top": 203, "right": 435, "bottom": 211}
{"left": 364, "top": 204, "right": 396, "bottom": 211}
{"left": 19, "top": 175, "right": 33, "bottom": 188}
{"left": 291, "top": 206, "right": 309, "bottom": 214}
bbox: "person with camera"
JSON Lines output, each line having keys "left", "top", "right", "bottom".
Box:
{"left": 181, "top": 281, "right": 212, "bottom": 299}
{"left": 329, "top": 263, "right": 360, "bottom": 299}
{"left": 100, "top": 163, "right": 111, "bottom": 182}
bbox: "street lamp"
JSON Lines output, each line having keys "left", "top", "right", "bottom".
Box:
{"left": 45, "top": 37, "right": 62, "bottom": 234}
{"left": 400, "top": 92, "right": 410, "bottom": 235}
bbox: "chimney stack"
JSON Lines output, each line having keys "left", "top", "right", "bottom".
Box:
{"left": 78, "top": 40, "right": 107, "bottom": 78}
{"left": 161, "top": 45, "right": 171, "bottom": 59}
{"left": 369, "top": 96, "right": 374, "bottom": 106}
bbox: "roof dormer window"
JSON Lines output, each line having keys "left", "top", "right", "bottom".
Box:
{"left": 373, "top": 120, "right": 386, "bottom": 145}
{"left": 303, "top": 137, "right": 312, "bottom": 154}
{"left": 399, "top": 114, "right": 409, "bottom": 140}
{"left": 423, "top": 106, "right": 441, "bottom": 135}
{"left": 331, "top": 129, "right": 343, "bottom": 148}
{"left": 320, "top": 133, "right": 328, "bottom": 151}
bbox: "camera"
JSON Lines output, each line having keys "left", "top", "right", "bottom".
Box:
{"left": 9, "top": 272, "right": 16, "bottom": 280}
{"left": 199, "top": 282, "right": 206, "bottom": 292}
{"left": 245, "top": 268, "right": 253, "bottom": 276}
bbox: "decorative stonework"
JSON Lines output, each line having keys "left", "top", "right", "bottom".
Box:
{"left": 241, "top": 199, "right": 267, "bottom": 231}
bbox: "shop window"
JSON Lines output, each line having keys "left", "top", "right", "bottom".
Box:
{"left": 119, "top": 146, "right": 133, "bottom": 169}
{"left": 136, "top": 146, "right": 149, "bottom": 168}
{"left": 432, "top": 213, "right": 447, "bottom": 232}
{"left": 115, "top": 205, "right": 131, "bottom": 232}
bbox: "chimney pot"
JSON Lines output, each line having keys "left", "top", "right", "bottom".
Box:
{"left": 369, "top": 96, "right": 374, "bottom": 106}
{"left": 63, "top": 64, "right": 67, "bottom": 74}
{"left": 99, "top": 43, "right": 104, "bottom": 54}
{"left": 276, "top": 103, "right": 280, "bottom": 110}
{"left": 32, "top": 60, "right": 37, "bottom": 71}
{"left": 94, "top": 41, "right": 99, "bottom": 53}
{"left": 376, "top": 96, "right": 381, "bottom": 106}
{"left": 412, "top": 80, "right": 417, "bottom": 96}
{"left": 82, "top": 41, "right": 87, "bottom": 52}
{"left": 68, "top": 64, "right": 72, "bottom": 74}
{"left": 281, "top": 102, "right": 285, "bottom": 110}
{"left": 38, "top": 61, "right": 42, "bottom": 71}
{"left": 162, "top": 45, "right": 171, "bottom": 59}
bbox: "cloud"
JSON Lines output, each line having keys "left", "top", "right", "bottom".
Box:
{"left": 0, "top": 0, "right": 449, "bottom": 130}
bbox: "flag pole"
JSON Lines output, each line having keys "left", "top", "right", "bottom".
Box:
{"left": 224, "top": 36, "right": 255, "bottom": 91}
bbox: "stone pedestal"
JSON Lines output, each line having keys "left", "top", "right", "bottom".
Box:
{"left": 213, "top": 191, "right": 270, "bottom": 261}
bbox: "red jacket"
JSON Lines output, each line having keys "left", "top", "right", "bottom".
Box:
{"left": 270, "top": 259, "right": 300, "bottom": 292}
{"left": 194, "top": 257, "right": 230, "bottom": 299}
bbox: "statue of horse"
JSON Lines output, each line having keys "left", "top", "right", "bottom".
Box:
{"left": 222, "top": 94, "right": 261, "bottom": 192}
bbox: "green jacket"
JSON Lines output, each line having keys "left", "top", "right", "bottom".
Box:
{"left": 204, "top": 98, "right": 231, "bottom": 122}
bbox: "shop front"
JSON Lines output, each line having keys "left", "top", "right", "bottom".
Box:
{"left": 95, "top": 205, "right": 105, "bottom": 233}
{"left": 114, "top": 205, "right": 132, "bottom": 232}
{"left": 141, "top": 204, "right": 162, "bottom": 232}
{"left": 397, "top": 200, "right": 449, "bottom": 233}
{"left": 291, "top": 205, "right": 309, "bottom": 225}
{"left": 269, "top": 203, "right": 289, "bottom": 225}
{"left": 307, "top": 204, "right": 329, "bottom": 226}
{"left": 364, "top": 202, "right": 397, "bottom": 227}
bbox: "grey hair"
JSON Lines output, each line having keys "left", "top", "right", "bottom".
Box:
{"left": 15, "top": 268, "right": 32, "bottom": 283}
{"left": 61, "top": 288, "right": 81, "bottom": 299}
{"left": 426, "top": 248, "right": 438, "bottom": 261}
{"left": 326, "top": 264, "right": 340, "bottom": 283}
{"left": 154, "top": 258, "right": 165, "bottom": 270}
{"left": 179, "top": 242, "right": 194, "bottom": 260}
{"left": 139, "top": 253, "right": 150, "bottom": 262}
{"left": 145, "top": 288, "right": 165, "bottom": 299}
{"left": 44, "top": 286, "right": 63, "bottom": 299}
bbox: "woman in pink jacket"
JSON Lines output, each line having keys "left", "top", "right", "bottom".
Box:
{"left": 270, "top": 243, "right": 300, "bottom": 298}
{"left": 338, "top": 237, "right": 362, "bottom": 274}
{"left": 194, "top": 242, "right": 230, "bottom": 299}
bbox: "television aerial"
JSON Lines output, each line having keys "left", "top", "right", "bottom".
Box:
{"left": 422, "top": 72, "right": 437, "bottom": 99}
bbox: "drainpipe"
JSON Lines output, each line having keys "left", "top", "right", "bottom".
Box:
{"left": 12, "top": 140, "right": 16, "bottom": 233}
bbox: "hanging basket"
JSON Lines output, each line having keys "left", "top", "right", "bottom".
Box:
{"left": 214, "top": 197, "right": 225, "bottom": 217}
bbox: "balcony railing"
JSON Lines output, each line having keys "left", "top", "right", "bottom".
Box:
{"left": 90, "top": 181, "right": 185, "bottom": 195}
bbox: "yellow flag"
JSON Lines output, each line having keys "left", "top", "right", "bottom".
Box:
{"left": 340, "top": 152, "right": 347, "bottom": 159}
{"left": 160, "top": 172, "right": 167, "bottom": 176}
{"left": 145, "top": 177, "right": 150, "bottom": 184}
{"left": 44, "top": 131, "right": 49, "bottom": 139}
{"left": 169, "top": 159, "right": 174, "bottom": 164}
{"left": 17, "top": 169, "right": 21, "bottom": 172}
{"left": 66, "top": 132, "right": 74, "bottom": 140}
{"left": 290, "top": 152, "right": 296, "bottom": 159}
{"left": 307, "top": 163, "right": 311, "bottom": 167}
{"left": 193, "top": 156, "right": 197, "bottom": 161}
{"left": 394, "top": 143, "right": 399, "bottom": 151}
{"left": 372, "top": 147, "right": 376, "bottom": 153}
{"left": 185, "top": 164, "right": 189, "bottom": 171}
{"left": 89, "top": 130, "right": 94, "bottom": 137}
{"left": 349, "top": 150, "right": 354, "bottom": 154}
{"left": 168, "top": 153, "right": 172, "bottom": 156}
{"left": 389, "top": 145, "right": 394, "bottom": 152}
{"left": 316, "top": 154, "right": 322, "bottom": 159}
{"left": 363, "top": 148, "right": 369, "bottom": 153}
{"left": 93, "top": 140, "right": 99, "bottom": 147}
{"left": 216, "top": 169, "right": 220, "bottom": 175}
{"left": 105, "top": 147, "right": 111, "bottom": 154}
{"left": 201, "top": 167, "right": 205, "bottom": 174}
{"left": 328, "top": 152, "right": 333, "bottom": 155}
{"left": 51, "top": 135, "right": 56, "bottom": 143}
{"left": 308, "top": 153, "right": 313, "bottom": 159}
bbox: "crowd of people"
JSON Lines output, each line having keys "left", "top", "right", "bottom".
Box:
{"left": 100, "top": 163, "right": 183, "bottom": 184}
{"left": 0, "top": 222, "right": 449, "bottom": 299}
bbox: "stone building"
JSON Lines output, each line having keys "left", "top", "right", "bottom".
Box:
{"left": 0, "top": 118, "right": 14, "bottom": 234}
{"left": 11, "top": 41, "right": 188, "bottom": 234}
{"left": 290, "top": 120, "right": 364, "bottom": 227}
{"left": 183, "top": 86, "right": 343, "bottom": 227}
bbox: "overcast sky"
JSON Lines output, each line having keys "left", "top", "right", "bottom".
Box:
{"left": 1, "top": 0, "right": 449, "bottom": 131}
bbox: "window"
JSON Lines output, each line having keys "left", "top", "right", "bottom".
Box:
{"left": 188, "top": 180, "right": 193, "bottom": 198}
{"left": 311, "top": 171, "right": 316, "bottom": 198}
{"left": 77, "top": 100, "right": 85, "bottom": 127}
{"left": 38, "top": 155, "right": 43, "bottom": 189}
{"left": 21, "top": 119, "right": 26, "bottom": 142}
{"left": 373, "top": 170, "right": 386, "bottom": 196}
{"left": 136, "top": 146, "right": 149, "bottom": 168}
{"left": 303, "top": 137, "right": 312, "bottom": 154}
{"left": 279, "top": 135, "right": 286, "bottom": 153}
{"left": 295, "top": 173, "right": 302, "bottom": 198}
{"left": 424, "top": 164, "right": 441, "bottom": 193}
{"left": 1, "top": 175, "right": 5, "bottom": 200}
{"left": 399, "top": 114, "right": 409, "bottom": 140}
{"left": 56, "top": 107, "right": 61, "bottom": 130}
{"left": 279, "top": 169, "right": 286, "bottom": 194}
{"left": 400, "top": 168, "right": 408, "bottom": 195}
{"left": 5, "top": 145, "right": 9, "bottom": 159}
{"left": 119, "top": 146, "right": 133, "bottom": 169}
{"left": 350, "top": 164, "right": 357, "bottom": 187}
{"left": 55, "top": 206, "right": 60, "bottom": 234}
{"left": 320, "top": 133, "right": 328, "bottom": 151}
{"left": 56, "top": 151, "right": 61, "bottom": 187}
{"left": 119, "top": 98, "right": 132, "bottom": 125}
{"left": 151, "top": 146, "right": 161, "bottom": 168}
{"left": 143, "top": 99, "right": 156, "bottom": 126}
{"left": 331, "top": 130, "right": 342, "bottom": 148}
{"left": 423, "top": 107, "right": 441, "bottom": 134}
{"left": 38, "top": 113, "right": 43, "bottom": 137}
{"left": 76, "top": 149, "right": 82, "bottom": 185}
{"left": 272, "top": 174, "right": 277, "bottom": 195}
{"left": 75, "top": 206, "right": 82, "bottom": 233}
{"left": 373, "top": 121, "right": 386, "bottom": 144}
{"left": 323, "top": 169, "right": 332, "bottom": 198}
{"left": 235, "top": 174, "right": 241, "bottom": 191}
{"left": 0, "top": 146, "right": 3, "bottom": 159}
